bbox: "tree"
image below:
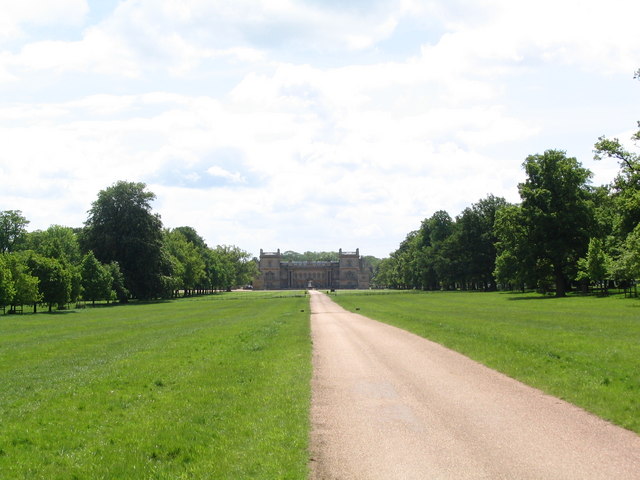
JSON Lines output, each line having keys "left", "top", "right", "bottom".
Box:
{"left": 80, "top": 251, "right": 113, "bottom": 305}
{"left": 0, "top": 254, "right": 15, "bottom": 310}
{"left": 163, "top": 229, "right": 206, "bottom": 296}
{"left": 106, "top": 262, "right": 129, "bottom": 303}
{"left": 27, "top": 225, "right": 83, "bottom": 303}
{"left": 27, "top": 225, "right": 82, "bottom": 265}
{"left": 0, "top": 210, "right": 29, "bottom": 253}
{"left": 83, "top": 181, "right": 164, "bottom": 299}
{"left": 494, "top": 205, "right": 537, "bottom": 291}
{"left": 370, "top": 257, "right": 395, "bottom": 288}
{"left": 456, "top": 195, "right": 509, "bottom": 290}
{"left": 576, "top": 238, "right": 610, "bottom": 294}
{"left": 594, "top": 71, "right": 640, "bottom": 237}
{"left": 209, "top": 245, "right": 257, "bottom": 291}
{"left": 5, "top": 253, "right": 40, "bottom": 311}
{"left": 25, "top": 252, "right": 72, "bottom": 312}
{"left": 609, "top": 223, "right": 640, "bottom": 284}
{"left": 173, "top": 226, "right": 208, "bottom": 252}
{"left": 517, "top": 150, "right": 594, "bottom": 296}
{"left": 416, "top": 211, "right": 454, "bottom": 290}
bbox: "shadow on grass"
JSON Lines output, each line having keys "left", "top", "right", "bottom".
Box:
{"left": 506, "top": 296, "right": 562, "bottom": 301}
{"left": 46, "top": 309, "right": 79, "bottom": 315}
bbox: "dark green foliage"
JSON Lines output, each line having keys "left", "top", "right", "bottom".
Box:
{"left": 80, "top": 251, "right": 113, "bottom": 304}
{"left": 378, "top": 197, "right": 508, "bottom": 291}
{"left": 0, "top": 254, "right": 15, "bottom": 308}
{"left": 163, "top": 229, "right": 206, "bottom": 295}
{"left": 517, "top": 150, "right": 594, "bottom": 296}
{"left": 83, "top": 181, "right": 164, "bottom": 299}
{"left": 172, "top": 226, "right": 208, "bottom": 251}
{"left": 106, "top": 261, "right": 129, "bottom": 302}
{"left": 24, "top": 252, "right": 72, "bottom": 312}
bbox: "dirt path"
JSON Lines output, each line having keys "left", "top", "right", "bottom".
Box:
{"left": 308, "top": 290, "right": 640, "bottom": 479}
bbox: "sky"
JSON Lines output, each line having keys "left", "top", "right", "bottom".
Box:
{"left": 1, "top": 0, "right": 639, "bottom": 259}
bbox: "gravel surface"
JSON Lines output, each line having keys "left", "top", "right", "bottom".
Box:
{"left": 308, "top": 290, "right": 640, "bottom": 479}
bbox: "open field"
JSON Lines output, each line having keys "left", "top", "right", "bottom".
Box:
{"left": 331, "top": 290, "right": 640, "bottom": 434}
{"left": 0, "top": 292, "right": 310, "bottom": 479}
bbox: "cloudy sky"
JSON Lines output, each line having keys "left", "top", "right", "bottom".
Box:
{"left": 1, "top": 0, "right": 639, "bottom": 258}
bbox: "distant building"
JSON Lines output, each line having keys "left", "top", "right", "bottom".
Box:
{"left": 253, "top": 248, "right": 371, "bottom": 290}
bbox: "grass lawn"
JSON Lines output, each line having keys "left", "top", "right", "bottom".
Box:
{"left": 331, "top": 290, "right": 640, "bottom": 434}
{"left": 0, "top": 292, "right": 310, "bottom": 479}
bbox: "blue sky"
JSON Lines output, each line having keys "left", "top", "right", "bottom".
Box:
{"left": 1, "top": 0, "right": 639, "bottom": 258}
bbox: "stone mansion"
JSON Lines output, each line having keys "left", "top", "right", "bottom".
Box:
{"left": 253, "top": 248, "right": 371, "bottom": 290}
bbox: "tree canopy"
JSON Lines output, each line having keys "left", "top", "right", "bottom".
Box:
{"left": 0, "top": 210, "right": 29, "bottom": 254}
{"left": 1, "top": 182, "right": 258, "bottom": 312}
{"left": 83, "top": 181, "right": 164, "bottom": 300}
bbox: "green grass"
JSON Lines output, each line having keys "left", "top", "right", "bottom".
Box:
{"left": 332, "top": 290, "right": 640, "bottom": 433}
{"left": 0, "top": 292, "right": 311, "bottom": 479}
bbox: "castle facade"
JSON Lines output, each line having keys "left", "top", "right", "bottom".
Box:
{"left": 253, "top": 248, "right": 371, "bottom": 290}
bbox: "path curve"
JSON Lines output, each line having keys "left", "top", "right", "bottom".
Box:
{"left": 309, "top": 290, "right": 640, "bottom": 479}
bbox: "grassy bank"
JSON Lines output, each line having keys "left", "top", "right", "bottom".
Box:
{"left": 0, "top": 292, "right": 311, "bottom": 479}
{"left": 332, "top": 290, "right": 640, "bottom": 434}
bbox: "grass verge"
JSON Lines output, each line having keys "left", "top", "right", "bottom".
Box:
{"left": 0, "top": 292, "right": 310, "bottom": 479}
{"left": 331, "top": 290, "right": 640, "bottom": 434}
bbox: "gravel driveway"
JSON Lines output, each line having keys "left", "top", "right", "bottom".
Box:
{"left": 309, "top": 290, "right": 640, "bottom": 479}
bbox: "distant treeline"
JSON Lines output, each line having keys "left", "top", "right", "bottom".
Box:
{"left": 372, "top": 71, "right": 640, "bottom": 297}
{"left": 0, "top": 181, "right": 256, "bottom": 313}
{"left": 281, "top": 251, "right": 340, "bottom": 262}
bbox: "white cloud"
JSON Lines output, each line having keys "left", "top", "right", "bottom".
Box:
{"left": 207, "top": 166, "right": 245, "bottom": 184}
{"left": 0, "top": 0, "right": 88, "bottom": 43}
{"left": 433, "top": 0, "right": 640, "bottom": 74}
{"left": 0, "top": 0, "right": 638, "bottom": 257}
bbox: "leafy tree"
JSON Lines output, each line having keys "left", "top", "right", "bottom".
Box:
{"left": 415, "top": 211, "right": 455, "bottom": 290}
{"left": 207, "top": 248, "right": 232, "bottom": 292}
{"left": 391, "top": 231, "right": 422, "bottom": 289}
{"left": 163, "top": 229, "right": 206, "bottom": 296}
{"left": 173, "top": 226, "right": 208, "bottom": 252}
{"left": 0, "top": 210, "right": 29, "bottom": 253}
{"left": 455, "top": 195, "right": 509, "bottom": 290}
{"left": 576, "top": 238, "right": 610, "bottom": 294}
{"left": 494, "top": 205, "right": 536, "bottom": 291}
{"left": 27, "top": 225, "right": 83, "bottom": 303}
{"left": 25, "top": 252, "right": 72, "bottom": 312}
{"left": 0, "top": 254, "right": 15, "bottom": 310}
{"left": 6, "top": 254, "right": 40, "bottom": 312}
{"left": 209, "top": 245, "right": 257, "bottom": 291}
{"left": 83, "top": 181, "right": 164, "bottom": 299}
{"left": 594, "top": 72, "right": 640, "bottom": 237}
{"left": 370, "top": 257, "right": 395, "bottom": 288}
{"left": 80, "top": 251, "right": 113, "bottom": 305}
{"left": 517, "top": 150, "right": 594, "bottom": 296}
{"left": 27, "top": 225, "right": 82, "bottom": 265}
{"left": 106, "top": 262, "right": 129, "bottom": 303}
{"left": 610, "top": 224, "right": 640, "bottom": 283}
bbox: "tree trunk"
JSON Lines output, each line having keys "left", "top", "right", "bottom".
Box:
{"left": 554, "top": 268, "right": 567, "bottom": 297}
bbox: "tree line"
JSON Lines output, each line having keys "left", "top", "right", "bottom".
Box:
{"left": 373, "top": 71, "right": 640, "bottom": 297}
{"left": 0, "top": 181, "right": 256, "bottom": 313}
